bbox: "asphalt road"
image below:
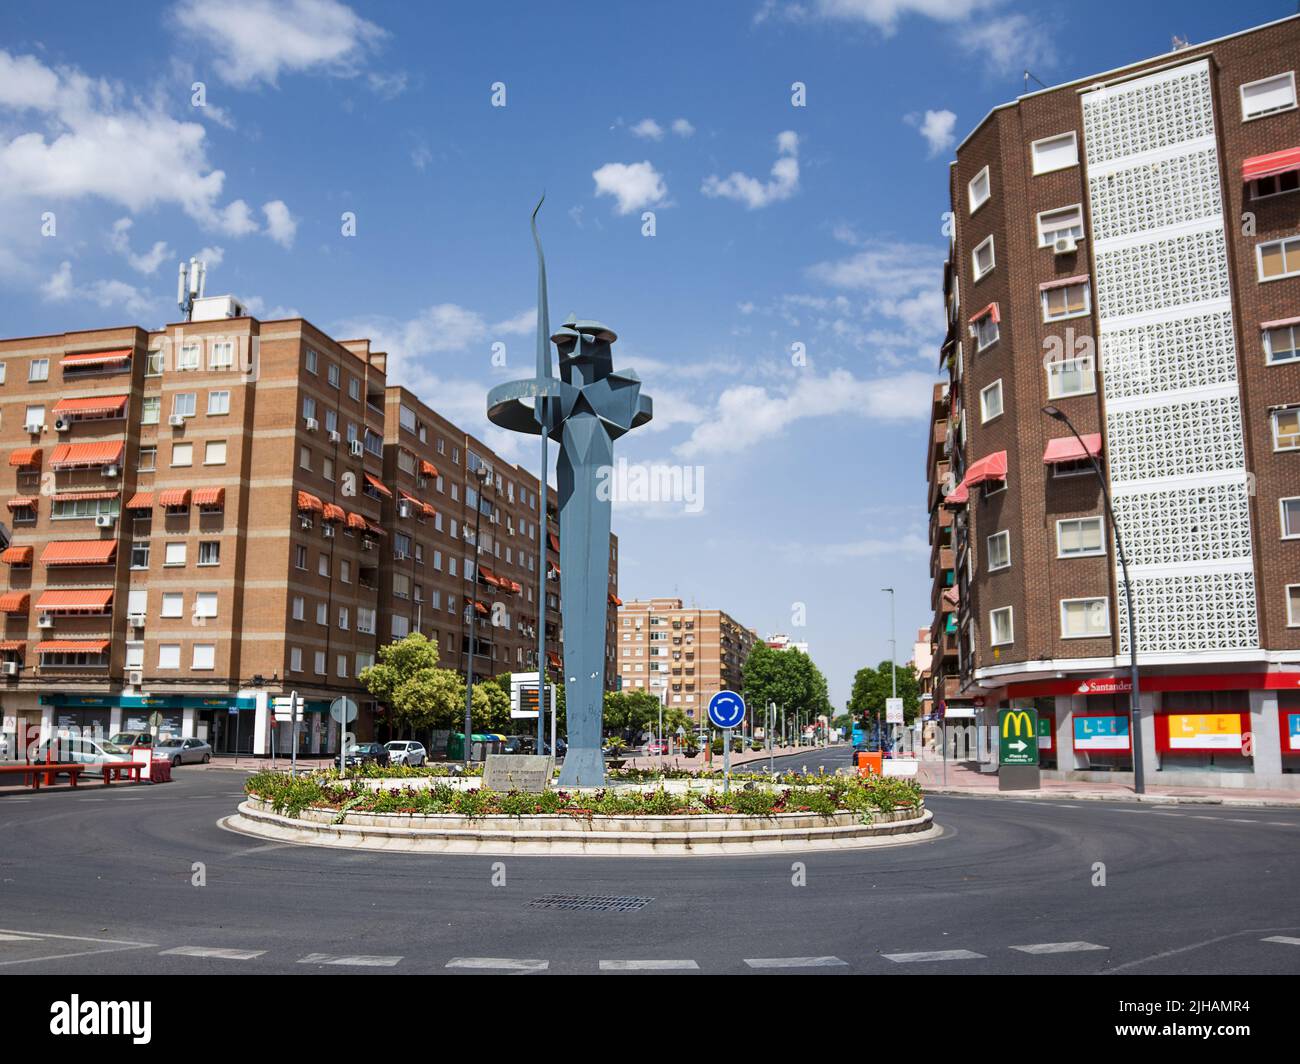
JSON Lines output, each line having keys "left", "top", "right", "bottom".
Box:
{"left": 1, "top": 765, "right": 1299, "bottom": 975}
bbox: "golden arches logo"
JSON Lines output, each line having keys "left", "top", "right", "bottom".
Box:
{"left": 1002, "top": 711, "right": 1034, "bottom": 739}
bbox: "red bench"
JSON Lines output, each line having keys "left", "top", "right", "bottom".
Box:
{"left": 0, "top": 762, "right": 89, "bottom": 790}
{"left": 102, "top": 762, "right": 146, "bottom": 786}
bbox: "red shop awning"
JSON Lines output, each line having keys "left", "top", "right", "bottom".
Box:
{"left": 1043, "top": 433, "right": 1102, "bottom": 465}
{"left": 964, "top": 451, "right": 1008, "bottom": 485}
{"left": 1243, "top": 147, "right": 1300, "bottom": 182}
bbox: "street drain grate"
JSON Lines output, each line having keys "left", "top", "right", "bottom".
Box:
{"left": 527, "top": 893, "right": 653, "bottom": 913}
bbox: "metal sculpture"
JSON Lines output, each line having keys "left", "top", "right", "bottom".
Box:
{"left": 487, "top": 199, "right": 652, "bottom": 786}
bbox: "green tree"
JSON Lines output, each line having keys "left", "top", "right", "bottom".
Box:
{"left": 847, "top": 661, "right": 921, "bottom": 728}
{"left": 741, "top": 643, "right": 832, "bottom": 729}
{"left": 359, "top": 633, "right": 467, "bottom": 733}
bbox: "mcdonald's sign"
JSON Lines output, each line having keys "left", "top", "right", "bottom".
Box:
{"left": 998, "top": 708, "right": 1039, "bottom": 766}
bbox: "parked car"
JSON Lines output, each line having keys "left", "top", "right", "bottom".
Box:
{"left": 337, "top": 742, "right": 389, "bottom": 769}
{"left": 384, "top": 740, "right": 426, "bottom": 767}
{"left": 155, "top": 737, "right": 212, "bottom": 766}
{"left": 108, "top": 732, "right": 154, "bottom": 749}
{"left": 31, "top": 737, "right": 134, "bottom": 776}
{"left": 645, "top": 739, "right": 670, "bottom": 755}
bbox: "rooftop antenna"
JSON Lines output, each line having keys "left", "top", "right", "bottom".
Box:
{"left": 177, "top": 257, "right": 206, "bottom": 321}
{"left": 1171, "top": 34, "right": 1190, "bottom": 51}
{"left": 1024, "top": 69, "right": 1048, "bottom": 93}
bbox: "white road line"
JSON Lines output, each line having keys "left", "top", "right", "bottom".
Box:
{"left": 743, "top": 956, "right": 847, "bottom": 969}
{"left": 445, "top": 957, "right": 548, "bottom": 971}
{"left": 0, "top": 933, "right": 40, "bottom": 942}
{"left": 1262, "top": 936, "right": 1300, "bottom": 947}
{"left": 298, "top": 953, "right": 402, "bottom": 967}
{"left": 1267, "top": 822, "right": 1299, "bottom": 827}
{"left": 600, "top": 959, "right": 700, "bottom": 971}
{"left": 1010, "top": 942, "right": 1109, "bottom": 955}
{"left": 0, "top": 928, "right": 157, "bottom": 967}
{"left": 883, "top": 950, "right": 985, "bottom": 963}
{"left": 160, "top": 946, "right": 265, "bottom": 961}
{"left": 1225, "top": 818, "right": 1262, "bottom": 824}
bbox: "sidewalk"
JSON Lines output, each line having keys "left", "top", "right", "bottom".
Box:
{"left": 917, "top": 760, "right": 1300, "bottom": 808}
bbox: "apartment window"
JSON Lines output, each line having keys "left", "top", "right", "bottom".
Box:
{"left": 1272, "top": 407, "right": 1300, "bottom": 450}
{"left": 1042, "top": 282, "right": 1090, "bottom": 322}
{"left": 192, "top": 644, "right": 216, "bottom": 670}
{"left": 1051, "top": 457, "right": 1093, "bottom": 478}
{"left": 314, "top": 651, "right": 326, "bottom": 675}
{"left": 1046, "top": 354, "right": 1096, "bottom": 398}
{"left": 177, "top": 343, "right": 200, "bottom": 371}
{"left": 299, "top": 445, "right": 311, "bottom": 471}
{"left": 1265, "top": 323, "right": 1300, "bottom": 364}
{"left": 138, "top": 446, "right": 156, "bottom": 472}
{"left": 357, "top": 607, "right": 375, "bottom": 634}
{"left": 141, "top": 397, "right": 160, "bottom": 425}
{"left": 990, "top": 607, "right": 1014, "bottom": 646}
{"left": 338, "top": 606, "right": 350, "bottom": 631}
{"left": 327, "top": 364, "right": 340, "bottom": 388}
{"left": 1252, "top": 170, "right": 1300, "bottom": 200}
{"left": 1036, "top": 205, "right": 1084, "bottom": 248}
{"left": 173, "top": 392, "right": 196, "bottom": 418}
{"left": 1031, "top": 132, "right": 1078, "bottom": 175}
{"left": 171, "top": 442, "right": 193, "bottom": 467}
{"left": 24, "top": 404, "right": 44, "bottom": 430}
{"left": 130, "top": 541, "right": 150, "bottom": 569}
{"left": 324, "top": 408, "right": 338, "bottom": 434}
{"left": 164, "top": 542, "right": 187, "bottom": 567}
{"left": 318, "top": 554, "right": 330, "bottom": 578}
{"left": 393, "top": 573, "right": 410, "bottom": 599}
{"left": 292, "top": 595, "right": 305, "bottom": 621}
{"left": 1057, "top": 516, "right": 1105, "bottom": 558}
{"left": 1280, "top": 497, "right": 1300, "bottom": 538}
{"left": 1259, "top": 237, "right": 1300, "bottom": 282}
{"left": 968, "top": 166, "right": 990, "bottom": 213}
{"left": 316, "top": 602, "right": 328, "bottom": 626}
{"left": 0, "top": 361, "right": 5, "bottom": 384}
{"left": 336, "top": 654, "right": 348, "bottom": 679}
{"left": 28, "top": 358, "right": 48, "bottom": 382}
{"left": 146, "top": 348, "right": 165, "bottom": 376}
{"left": 302, "top": 396, "right": 316, "bottom": 421}
{"left": 348, "top": 377, "right": 361, "bottom": 401}
{"left": 399, "top": 405, "right": 417, "bottom": 432}
{"left": 294, "top": 545, "right": 307, "bottom": 569}
{"left": 158, "top": 644, "right": 181, "bottom": 670}
{"left": 161, "top": 592, "right": 184, "bottom": 618}
{"left": 392, "top": 614, "right": 410, "bottom": 639}
{"left": 1288, "top": 586, "right": 1300, "bottom": 627}
{"left": 979, "top": 379, "right": 1003, "bottom": 423}
{"left": 340, "top": 559, "right": 350, "bottom": 583}
{"left": 194, "top": 592, "right": 218, "bottom": 619}
{"left": 1061, "top": 597, "right": 1110, "bottom": 638}
{"left": 973, "top": 309, "right": 999, "bottom": 351}
{"left": 204, "top": 440, "right": 227, "bottom": 465}
{"left": 305, "top": 349, "right": 318, "bottom": 374}
{"left": 287, "top": 647, "right": 302, "bottom": 673}
{"left": 322, "top": 456, "right": 334, "bottom": 482}
{"left": 987, "top": 530, "right": 1011, "bottom": 571}
{"left": 972, "top": 235, "right": 995, "bottom": 281}
{"left": 198, "top": 540, "right": 220, "bottom": 566}
{"left": 209, "top": 341, "right": 234, "bottom": 370}
{"left": 1240, "top": 72, "right": 1297, "bottom": 121}
{"left": 125, "top": 642, "right": 144, "bottom": 670}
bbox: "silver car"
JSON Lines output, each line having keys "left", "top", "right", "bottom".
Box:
{"left": 384, "top": 740, "right": 426, "bottom": 767}
{"left": 155, "top": 737, "right": 213, "bottom": 765}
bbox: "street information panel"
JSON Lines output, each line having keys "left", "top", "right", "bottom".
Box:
{"left": 999, "top": 708, "right": 1039, "bottom": 766}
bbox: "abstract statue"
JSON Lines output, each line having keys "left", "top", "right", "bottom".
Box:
{"left": 487, "top": 199, "right": 653, "bottom": 786}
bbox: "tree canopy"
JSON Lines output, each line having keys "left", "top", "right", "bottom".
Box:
{"left": 740, "top": 643, "right": 832, "bottom": 726}
{"left": 847, "top": 660, "right": 922, "bottom": 726}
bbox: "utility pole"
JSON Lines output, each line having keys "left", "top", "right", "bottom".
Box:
{"left": 462, "top": 464, "right": 491, "bottom": 769}
{"left": 883, "top": 587, "right": 897, "bottom": 749}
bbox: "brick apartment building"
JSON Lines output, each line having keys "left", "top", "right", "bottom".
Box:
{"left": 615, "top": 598, "right": 757, "bottom": 721}
{"left": 0, "top": 295, "right": 616, "bottom": 757}
{"left": 927, "top": 13, "right": 1300, "bottom": 788}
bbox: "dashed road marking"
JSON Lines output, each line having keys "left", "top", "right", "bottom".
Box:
{"left": 298, "top": 953, "right": 402, "bottom": 967}
{"left": 1010, "top": 942, "right": 1109, "bottom": 955}
{"left": 744, "top": 956, "right": 847, "bottom": 969}
{"left": 445, "top": 957, "right": 548, "bottom": 971}
{"left": 160, "top": 946, "right": 265, "bottom": 961}
{"left": 1262, "top": 936, "right": 1300, "bottom": 947}
{"left": 600, "top": 959, "right": 700, "bottom": 971}
{"left": 883, "top": 950, "right": 985, "bottom": 963}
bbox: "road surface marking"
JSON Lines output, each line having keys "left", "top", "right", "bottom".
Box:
{"left": 600, "top": 960, "right": 700, "bottom": 971}
{"left": 298, "top": 953, "right": 402, "bottom": 967}
{"left": 883, "top": 950, "right": 985, "bottom": 963}
{"left": 445, "top": 957, "right": 548, "bottom": 971}
{"left": 160, "top": 946, "right": 265, "bottom": 960}
{"left": 0, "top": 933, "right": 39, "bottom": 942}
{"left": 0, "top": 928, "right": 157, "bottom": 967}
{"left": 1011, "top": 942, "right": 1109, "bottom": 955}
{"left": 743, "top": 956, "right": 847, "bottom": 969}
{"left": 1262, "top": 936, "right": 1300, "bottom": 947}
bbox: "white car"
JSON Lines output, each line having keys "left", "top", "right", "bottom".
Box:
{"left": 31, "top": 737, "right": 134, "bottom": 776}
{"left": 384, "top": 740, "right": 426, "bottom": 767}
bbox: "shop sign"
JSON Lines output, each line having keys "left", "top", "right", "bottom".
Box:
{"left": 1165, "top": 713, "right": 1242, "bottom": 751}
{"left": 1073, "top": 715, "right": 1130, "bottom": 751}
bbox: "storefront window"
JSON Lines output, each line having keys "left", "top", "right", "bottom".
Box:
{"left": 1156, "top": 691, "right": 1251, "bottom": 774}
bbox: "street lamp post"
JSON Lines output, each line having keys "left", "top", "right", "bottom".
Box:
{"left": 1042, "top": 405, "right": 1145, "bottom": 795}
{"left": 462, "top": 464, "right": 492, "bottom": 770}
{"left": 882, "top": 587, "right": 897, "bottom": 751}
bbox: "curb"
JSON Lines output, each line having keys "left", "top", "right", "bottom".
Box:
{"left": 923, "top": 786, "right": 1300, "bottom": 809}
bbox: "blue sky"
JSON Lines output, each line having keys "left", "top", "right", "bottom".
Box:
{"left": 0, "top": 0, "right": 1286, "bottom": 707}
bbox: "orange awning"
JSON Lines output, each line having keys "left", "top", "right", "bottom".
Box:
{"left": 158, "top": 488, "right": 191, "bottom": 508}
{"left": 52, "top": 395, "right": 128, "bottom": 417}
{"left": 422, "top": 502, "right": 437, "bottom": 518}
{"left": 398, "top": 490, "right": 423, "bottom": 510}
{"left": 965, "top": 451, "right": 1008, "bottom": 486}
{"left": 0, "top": 641, "right": 26, "bottom": 652}
{"left": 364, "top": 473, "right": 392, "bottom": 497}
{"left": 547, "top": 651, "right": 562, "bottom": 669}
{"left": 41, "top": 540, "right": 117, "bottom": 566}
{"left": 6, "top": 497, "right": 37, "bottom": 509}
{"left": 478, "top": 566, "right": 504, "bottom": 588}
{"left": 60, "top": 350, "right": 131, "bottom": 367}
{"left": 365, "top": 521, "right": 386, "bottom": 538}
{"left": 474, "top": 600, "right": 489, "bottom": 616}
{"left": 1043, "top": 433, "right": 1103, "bottom": 465}
{"left": 1, "top": 546, "right": 33, "bottom": 565}
{"left": 548, "top": 561, "right": 561, "bottom": 577}
{"left": 1243, "top": 147, "right": 1300, "bottom": 182}
{"left": 50, "top": 441, "right": 124, "bottom": 468}
{"left": 609, "top": 593, "right": 623, "bottom": 607}
{"left": 297, "top": 490, "right": 323, "bottom": 513}
{"left": 194, "top": 487, "right": 225, "bottom": 507}
{"left": 943, "top": 480, "right": 970, "bottom": 508}
{"left": 346, "top": 511, "right": 367, "bottom": 530}
{"left": 36, "top": 640, "right": 110, "bottom": 654}
{"left": 969, "top": 302, "right": 1001, "bottom": 324}
{"left": 547, "top": 531, "right": 560, "bottom": 553}
{"left": 322, "top": 503, "right": 345, "bottom": 522}
{"left": 53, "top": 491, "right": 118, "bottom": 502}
{"left": 125, "top": 492, "right": 153, "bottom": 510}
{"left": 0, "top": 592, "right": 30, "bottom": 613}
{"left": 36, "top": 588, "right": 114, "bottom": 612}
{"left": 420, "top": 460, "right": 438, "bottom": 478}
{"left": 9, "top": 447, "right": 41, "bottom": 467}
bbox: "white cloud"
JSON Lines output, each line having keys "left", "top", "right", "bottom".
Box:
{"left": 193, "top": 246, "right": 225, "bottom": 270}
{"left": 262, "top": 199, "right": 297, "bottom": 247}
{"left": 42, "top": 260, "right": 158, "bottom": 318}
{"left": 908, "top": 108, "right": 957, "bottom": 156}
{"left": 701, "top": 131, "right": 800, "bottom": 209}
{"left": 671, "top": 118, "right": 695, "bottom": 138}
{"left": 592, "top": 161, "right": 669, "bottom": 215}
{"left": 42, "top": 260, "right": 73, "bottom": 301}
{"left": 766, "top": 0, "right": 996, "bottom": 33}
{"left": 674, "top": 368, "right": 933, "bottom": 458}
{"left": 956, "top": 13, "right": 1056, "bottom": 75}
{"left": 170, "top": 0, "right": 387, "bottom": 89}
{"left": 108, "top": 218, "right": 172, "bottom": 275}
{"left": 630, "top": 118, "right": 664, "bottom": 140}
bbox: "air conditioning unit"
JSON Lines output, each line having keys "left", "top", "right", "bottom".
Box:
{"left": 24, "top": 421, "right": 43, "bottom": 434}
{"left": 349, "top": 440, "right": 364, "bottom": 457}
{"left": 1053, "top": 235, "right": 1078, "bottom": 255}
{"left": 3, "top": 661, "right": 18, "bottom": 676}
{"left": 95, "top": 514, "right": 115, "bottom": 528}
{"left": 299, "top": 515, "right": 313, "bottom": 530}
{"left": 168, "top": 413, "right": 185, "bottom": 427}
{"left": 102, "top": 464, "right": 119, "bottom": 478}
{"left": 417, "top": 477, "right": 428, "bottom": 489}
{"left": 361, "top": 539, "right": 375, "bottom": 551}
{"left": 127, "top": 670, "right": 143, "bottom": 687}
{"left": 54, "top": 416, "right": 71, "bottom": 433}
{"left": 37, "top": 614, "right": 54, "bottom": 628}
{"left": 128, "top": 613, "right": 146, "bottom": 628}
{"left": 328, "top": 430, "right": 341, "bottom": 443}
{"left": 398, "top": 501, "right": 411, "bottom": 519}
{"left": 322, "top": 524, "right": 335, "bottom": 538}
{"left": 305, "top": 417, "right": 319, "bottom": 432}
